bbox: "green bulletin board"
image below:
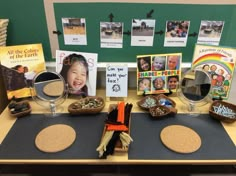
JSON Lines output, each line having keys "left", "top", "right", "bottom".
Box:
{"left": 53, "top": 3, "right": 236, "bottom": 63}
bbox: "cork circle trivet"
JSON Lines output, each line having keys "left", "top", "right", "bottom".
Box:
{"left": 43, "top": 81, "right": 64, "bottom": 97}
{"left": 160, "top": 125, "right": 201, "bottom": 154}
{"left": 35, "top": 124, "right": 76, "bottom": 153}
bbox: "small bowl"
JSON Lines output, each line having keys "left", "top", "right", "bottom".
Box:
{"left": 137, "top": 95, "right": 159, "bottom": 111}
{"left": 68, "top": 96, "right": 105, "bottom": 115}
{"left": 149, "top": 105, "right": 177, "bottom": 119}
{"left": 8, "top": 100, "right": 31, "bottom": 118}
{"left": 209, "top": 100, "right": 236, "bottom": 123}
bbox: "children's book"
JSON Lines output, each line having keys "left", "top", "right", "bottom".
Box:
{"left": 0, "top": 43, "right": 46, "bottom": 100}
{"left": 56, "top": 50, "right": 98, "bottom": 96}
{"left": 191, "top": 44, "right": 236, "bottom": 100}
{"left": 136, "top": 53, "right": 182, "bottom": 95}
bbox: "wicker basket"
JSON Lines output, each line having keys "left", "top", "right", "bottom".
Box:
{"left": 8, "top": 100, "right": 31, "bottom": 118}
{"left": 209, "top": 100, "right": 236, "bottom": 123}
{"left": 137, "top": 95, "right": 159, "bottom": 111}
{"left": 68, "top": 96, "right": 105, "bottom": 115}
{"left": 149, "top": 105, "right": 177, "bottom": 119}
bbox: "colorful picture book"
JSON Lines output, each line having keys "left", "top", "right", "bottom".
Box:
{"left": 192, "top": 44, "right": 236, "bottom": 100}
{"left": 56, "top": 50, "right": 98, "bottom": 96}
{"left": 0, "top": 43, "right": 46, "bottom": 99}
{"left": 136, "top": 53, "right": 182, "bottom": 95}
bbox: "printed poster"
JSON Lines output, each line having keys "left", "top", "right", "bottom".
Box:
{"left": 192, "top": 44, "right": 236, "bottom": 100}
{"left": 56, "top": 50, "right": 97, "bottom": 96}
{"left": 137, "top": 53, "right": 182, "bottom": 95}
{"left": 131, "top": 19, "right": 156, "bottom": 46}
{"left": 100, "top": 22, "right": 123, "bottom": 48}
{"left": 106, "top": 64, "right": 128, "bottom": 97}
{"left": 197, "top": 20, "right": 224, "bottom": 46}
{"left": 164, "top": 20, "right": 190, "bottom": 47}
{"left": 62, "top": 18, "right": 87, "bottom": 45}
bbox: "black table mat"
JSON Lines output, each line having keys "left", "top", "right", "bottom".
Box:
{"left": 0, "top": 113, "right": 106, "bottom": 159}
{"left": 0, "top": 113, "right": 235, "bottom": 160}
{"left": 129, "top": 113, "right": 236, "bottom": 160}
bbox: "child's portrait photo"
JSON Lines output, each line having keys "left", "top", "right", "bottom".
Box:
{"left": 152, "top": 76, "right": 166, "bottom": 91}
{"left": 167, "top": 75, "right": 179, "bottom": 90}
{"left": 60, "top": 53, "right": 89, "bottom": 96}
{"left": 167, "top": 55, "right": 180, "bottom": 70}
{"left": 152, "top": 56, "right": 166, "bottom": 71}
{"left": 137, "top": 56, "right": 151, "bottom": 72}
{"left": 138, "top": 77, "right": 151, "bottom": 92}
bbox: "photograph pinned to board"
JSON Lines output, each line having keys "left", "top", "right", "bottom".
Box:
{"left": 0, "top": 43, "right": 46, "bottom": 99}
{"left": 137, "top": 53, "right": 182, "bottom": 95}
{"left": 131, "top": 19, "right": 156, "bottom": 46}
{"left": 61, "top": 18, "right": 87, "bottom": 45}
{"left": 100, "top": 22, "right": 123, "bottom": 48}
{"left": 56, "top": 50, "right": 98, "bottom": 96}
{"left": 191, "top": 44, "right": 236, "bottom": 100}
{"left": 197, "top": 20, "right": 224, "bottom": 46}
{"left": 164, "top": 20, "right": 190, "bottom": 47}
{"left": 106, "top": 64, "right": 128, "bottom": 98}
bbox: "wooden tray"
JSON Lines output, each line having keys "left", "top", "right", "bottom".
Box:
{"left": 101, "top": 104, "right": 131, "bottom": 152}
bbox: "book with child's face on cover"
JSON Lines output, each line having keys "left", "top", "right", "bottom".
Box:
{"left": 191, "top": 44, "right": 236, "bottom": 100}
{"left": 136, "top": 53, "right": 182, "bottom": 95}
{"left": 56, "top": 50, "right": 98, "bottom": 96}
{"left": 0, "top": 43, "right": 46, "bottom": 100}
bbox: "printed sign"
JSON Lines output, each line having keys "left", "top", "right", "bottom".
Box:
{"left": 197, "top": 20, "right": 224, "bottom": 46}
{"left": 164, "top": 20, "right": 190, "bottom": 47}
{"left": 106, "top": 64, "right": 128, "bottom": 97}
{"left": 131, "top": 19, "right": 156, "bottom": 46}
{"left": 100, "top": 22, "right": 123, "bottom": 48}
{"left": 62, "top": 18, "right": 87, "bottom": 45}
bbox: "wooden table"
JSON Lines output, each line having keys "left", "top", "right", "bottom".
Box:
{"left": 0, "top": 89, "right": 235, "bottom": 175}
